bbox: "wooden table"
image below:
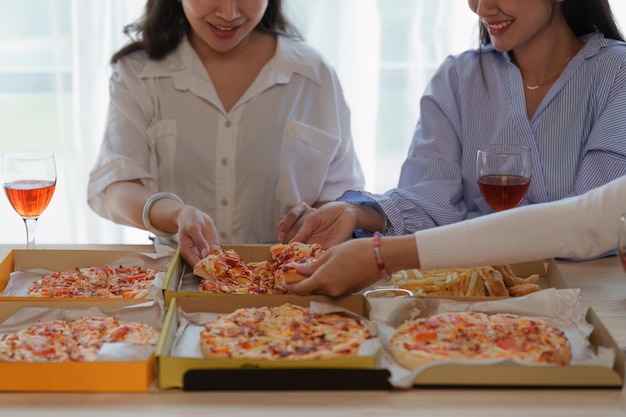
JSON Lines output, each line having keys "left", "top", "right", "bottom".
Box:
{"left": 0, "top": 246, "right": 625, "bottom": 417}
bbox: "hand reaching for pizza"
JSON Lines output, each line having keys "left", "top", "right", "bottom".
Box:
{"left": 193, "top": 242, "right": 326, "bottom": 294}
{"left": 176, "top": 205, "right": 221, "bottom": 267}
{"left": 278, "top": 202, "right": 317, "bottom": 243}
{"left": 285, "top": 202, "right": 363, "bottom": 248}
{"left": 283, "top": 238, "right": 383, "bottom": 297}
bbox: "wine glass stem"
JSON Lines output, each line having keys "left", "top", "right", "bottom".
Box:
{"left": 24, "top": 218, "right": 38, "bottom": 249}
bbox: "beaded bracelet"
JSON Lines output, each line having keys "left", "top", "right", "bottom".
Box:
{"left": 372, "top": 231, "right": 391, "bottom": 281}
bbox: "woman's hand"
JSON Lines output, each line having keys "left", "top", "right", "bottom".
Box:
{"left": 283, "top": 238, "right": 382, "bottom": 296}
{"left": 278, "top": 202, "right": 317, "bottom": 243}
{"left": 176, "top": 206, "right": 220, "bottom": 267}
{"left": 286, "top": 201, "right": 363, "bottom": 248}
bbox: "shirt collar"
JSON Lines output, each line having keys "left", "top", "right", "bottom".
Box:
{"left": 495, "top": 32, "right": 624, "bottom": 64}
{"left": 139, "top": 35, "right": 323, "bottom": 86}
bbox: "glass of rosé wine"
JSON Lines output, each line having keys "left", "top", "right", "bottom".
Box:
{"left": 2, "top": 151, "right": 56, "bottom": 249}
{"left": 476, "top": 144, "right": 532, "bottom": 212}
{"left": 619, "top": 213, "right": 626, "bottom": 273}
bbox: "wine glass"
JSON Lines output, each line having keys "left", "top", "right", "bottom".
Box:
{"left": 476, "top": 144, "right": 532, "bottom": 212}
{"left": 619, "top": 213, "right": 626, "bottom": 273}
{"left": 2, "top": 151, "right": 57, "bottom": 249}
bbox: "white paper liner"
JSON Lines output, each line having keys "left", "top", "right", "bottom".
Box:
{"left": 367, "top": 288, "right": 617, "bottom": 388}
{"left": 0, "top": 303, "right": 163, "bottom": 362}
{"left": 0, "top": 244, "right": 173, "bottom": 311}
{"left": 170, "top": 301, "right": 380, "bottom": 360}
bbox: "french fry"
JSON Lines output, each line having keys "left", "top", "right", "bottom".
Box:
{"left": 389, "top": 264, "right": 540, "bottom": 297}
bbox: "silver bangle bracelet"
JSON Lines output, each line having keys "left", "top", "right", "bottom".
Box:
{"left": 141, "top": 192, "right": 184, "bottom": 237}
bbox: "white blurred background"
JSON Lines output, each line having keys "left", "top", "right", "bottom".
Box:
{"left": 0, "top": 0, "right": 624, "bottom": 246}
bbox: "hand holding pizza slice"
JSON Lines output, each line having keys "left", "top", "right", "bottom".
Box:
{"left": 193, "top": 242, "right": 325, "bottom": 293}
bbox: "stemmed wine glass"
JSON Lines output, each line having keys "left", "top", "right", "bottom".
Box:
{"left": 476, "top": 144, "right": 532, "bottom": 212}
{"left": 2, "top": 151, "right": 57, "bottom": 249}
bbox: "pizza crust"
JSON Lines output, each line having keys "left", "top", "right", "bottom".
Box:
{"left": 278, "top": 262, "right": 307, "bottom": 284}
{"left": 389, "top": 344, "right": 445, "bottom": 369}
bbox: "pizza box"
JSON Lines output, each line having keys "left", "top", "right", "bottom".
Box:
{"left": 156, "top": 295, "right": 389, "bottom": 390}
{"left": 163, "top": 244, "right": 566, "bottom": 304}
{"left": 163, "top": 244, "right": 275, "bottom": 304}
{"left": 405, "top": 307, "right": 624, "bottom": 388}
{"left": 0, "top": 299, "right": 160, "bottom": 392}
{"left": 0, "top": 246, "right": 173, "bottom": 302}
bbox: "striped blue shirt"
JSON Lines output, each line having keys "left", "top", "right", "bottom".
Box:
{"left": 342, "top": 32, "right": 626, "bottom": 240}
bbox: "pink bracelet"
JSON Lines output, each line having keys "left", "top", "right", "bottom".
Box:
{"left": 373, "top": 231, "right": 391, "bottom": 281}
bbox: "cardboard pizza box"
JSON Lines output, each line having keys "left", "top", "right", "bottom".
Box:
{"left": 0, "top": 299, "right": 161, "bottom": 392}
{"left": 406, "top": 307, "right": 623, "bottom": 388}
{"left": 0, "top": 246, "right": 173, "bottom": 302}
{"left": 156, "top": 295, "right": 386, "bottom": 390}
{"left": 163, "top": 244, "right": 567, "bottom": 305}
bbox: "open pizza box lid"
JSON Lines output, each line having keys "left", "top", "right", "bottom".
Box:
{"left": 0, "top": 246, "right": 173, "bottom": 303}
{"left": 0, "top": 299, "right": 162, "bottom": 392}
{"left": 156, "top": 295, "right": 388, "bottom": 390}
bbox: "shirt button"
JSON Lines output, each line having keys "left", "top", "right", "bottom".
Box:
{"left": 225, "top": 120, "right": 232, "bottom": 127}
{"left": 221, "top": 158, "right": 228, "bottom": 166}
{"left": 221, "top": 199, "right": 228, "bottom": 207}
{"left": 220, "top": 232, "right": 228, "bottom": 239}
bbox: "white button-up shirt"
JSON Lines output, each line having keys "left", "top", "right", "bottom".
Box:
{"left": 88, "top": 35, "right": 364, "bottom": 244}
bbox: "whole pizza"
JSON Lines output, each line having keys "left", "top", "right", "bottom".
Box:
{"left": 0, "top": 316, "right": 159, "bottom": 362}
{"left": 27, "top": 265, "right": 161, "bottom": 298}
{"left": 199, "top": 303, "right": 371, "bottom": 360}
{"left": 390, "top": 312, "right": 571, "bottom": 369}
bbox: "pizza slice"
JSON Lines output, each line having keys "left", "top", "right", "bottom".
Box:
{"left": 68, "top": 316, "right": 159, "bottom": 361}
{"left": 0, "top": 320, "right": 74, "bottom": 362}
{"left": 194, "top": 249, "right": 274, "bottom": 294}
{"left": 270, "top": 242, "right": 325, "bottom": 285}
{"left": 193, "top": 249, "right": 253, "bottom": 281}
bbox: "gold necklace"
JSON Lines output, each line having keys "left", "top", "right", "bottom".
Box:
{"left": 523, "top": 53, "right": 576, "bottom": 90}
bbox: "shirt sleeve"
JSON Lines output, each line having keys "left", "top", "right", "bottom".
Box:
{"left": 575, "top": 55, "right": 626, "bottom": 194}
{"left": 317, "top": 67, "right": 365, "bottom": 201}
{"left": 339, "top": 56, "right": 468, "bottom": 236}
{"left": 87, "top": 56, "right": 157, "bottom": 219}
{"left": 415, "top": 175, "right": 626, "bottom": 270}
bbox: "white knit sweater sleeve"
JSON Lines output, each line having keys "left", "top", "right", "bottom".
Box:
{"left": 415, "top": 176, "right": 626, "bottom": 270}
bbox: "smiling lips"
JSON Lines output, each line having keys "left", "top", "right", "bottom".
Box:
{"left": 208, "top": 21, "right": 240, "bottom": 39}
{"left": 211, "top": 22, "right": 236, "bottom": 32}
{"left": 484, "top": 20, "right": 512, "bottom": 36}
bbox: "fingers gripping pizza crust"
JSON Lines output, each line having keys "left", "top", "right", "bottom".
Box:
{"left": 390, "top": 312, "right": 571, "bottom": 369}
{"left": 199, "top": 303, "right": 371, "bottom": 360}
{"left": 271, "top": 242, "right": 324, "bottom": 285}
